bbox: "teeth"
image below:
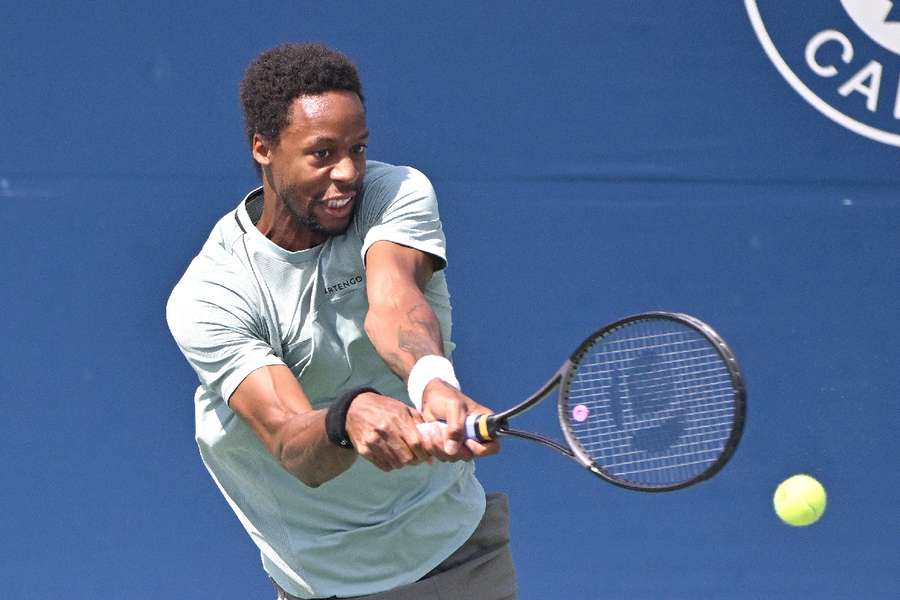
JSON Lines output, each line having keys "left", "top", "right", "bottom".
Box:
{"left": 326, "top": 197, "right": 352, "bottom": 208}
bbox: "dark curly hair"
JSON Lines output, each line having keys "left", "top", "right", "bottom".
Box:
{"left": 239, "top": 43, "right": 364, "bottom": 176}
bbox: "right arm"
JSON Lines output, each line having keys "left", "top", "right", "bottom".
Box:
{"left": 167, "top": 272, "right": 432, "bottom": 489}
{"left": 229, "top": 364, "right": 433, "bottom": 487}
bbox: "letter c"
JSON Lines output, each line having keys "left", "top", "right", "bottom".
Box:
{"left": 805, "top": 29, "right": 853, "bottom": 78}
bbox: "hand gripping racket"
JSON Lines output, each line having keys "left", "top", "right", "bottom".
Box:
{"left": 420, "top": 312, "right": 746, "bottom": 491}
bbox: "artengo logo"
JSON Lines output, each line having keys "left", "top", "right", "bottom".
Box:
{"left": 746, "top": 1, "right": 900, "bottom": 147}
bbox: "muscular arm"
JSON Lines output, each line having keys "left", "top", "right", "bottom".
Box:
{"left": 230, "top": 364, "right": 431, "bottom": 487}
{"left": 364, "top": 240, "right": 499, "bottom": 459}
{"left": 364, "top": 241, "right": 444, "bottom": 379}
{"left": 229, "top": 365, "right": 357, "bottom": 488}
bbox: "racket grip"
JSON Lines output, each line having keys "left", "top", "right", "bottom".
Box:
{"left": 416, "top": 414, "right": 496, "bottom": 442}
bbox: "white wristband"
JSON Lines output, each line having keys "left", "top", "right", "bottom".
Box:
{"left": 407, "top": 355, "right": 460, "bottom": 411}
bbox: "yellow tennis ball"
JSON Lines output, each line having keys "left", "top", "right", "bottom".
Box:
{"left": 773, "top": 474, "right": 827, "bottom": 526}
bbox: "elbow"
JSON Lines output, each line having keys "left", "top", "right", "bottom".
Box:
{"left": 274, "top": 443, "right": 341, "bottom": 489}
{"left": 296, "top": 466, "right": 344, "bottom": 488}
{"left": 272, "top": 440, "right": 325, "bottom": 488}
{"left": 298, "top": 474, "right": 325, "bottom": 489}
{"left": 279, "top": 456, "right": 328, "bottom": 488}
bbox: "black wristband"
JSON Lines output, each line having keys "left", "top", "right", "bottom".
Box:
{"left": 325, "top": 387, "right": 378, "bottom": 449}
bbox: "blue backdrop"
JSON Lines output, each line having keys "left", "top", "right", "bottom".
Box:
{"left": 2, "top": 2, "right": 898, "bottom": 598}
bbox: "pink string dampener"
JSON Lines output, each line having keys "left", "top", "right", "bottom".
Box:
{"left": 572, "top": 404, "right": 589, "bottom": 422}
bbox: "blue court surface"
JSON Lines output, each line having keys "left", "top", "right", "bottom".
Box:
{"left": 2, "top": 2, "right": 898, "bottom": 598}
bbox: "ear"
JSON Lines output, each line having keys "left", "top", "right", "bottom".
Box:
{"left": 251, "top": 133, "right": 274, "bottom": 168}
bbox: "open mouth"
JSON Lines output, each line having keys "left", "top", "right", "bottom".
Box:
{"left": 321, "top": 194, "right": 356, "bottom": 218}
{"left": 325, "top": 196, "right": 353, "bottom": 209}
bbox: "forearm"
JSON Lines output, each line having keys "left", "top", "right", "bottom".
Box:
{"left": 365, "top": 289, "right": 445, "bottom": 381}
{"left": 270, "top": 409, "right": 357, "bottom": 487}
{"left": 361, "top": 246, "right": 501, "bottom": 460}
{"left": 230, "top": 366, "right": 357, "bottom": 488}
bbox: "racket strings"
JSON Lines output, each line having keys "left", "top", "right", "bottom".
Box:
{"left": 564, "top": 319, "right": 737, "bottom": 487}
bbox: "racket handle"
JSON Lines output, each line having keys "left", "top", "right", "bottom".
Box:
{"left": 416, "top": 414, "right": 497, "bottom": 442}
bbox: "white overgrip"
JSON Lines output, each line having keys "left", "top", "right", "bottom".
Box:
{"left": 415, "top": 415, "right": 479, "bottom": 440}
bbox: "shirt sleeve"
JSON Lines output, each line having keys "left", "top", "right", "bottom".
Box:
{"left": 166, "top": 271, "right": 284, "bottom": 405}
{"left": 357, "top": 164, "right": 448, "bottom": 270}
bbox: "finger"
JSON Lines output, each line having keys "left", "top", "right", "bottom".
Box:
{"left": 421, "top": 422, "right": 450, "bottom": 461}
{"left": 407, "top": 410, "right": 431, "bottom": 456}
{"left": 465, "top": 438, "right": 501, "bottom": 458}
{"left": 437, "top": 426, "right": 475, "bottom": 462}
{"left": 443, "top": 398, "right": 466, "bottom": 456}
{"left": 365, "top": 432, "right": 406, "bottom": 471}
{"left": 411, "top": 422, "right": 441, "bottom": 463}
{"left": 357, "top": 445, "right": 394, "bottom": 472}
{"left": 418, "top": 422, "right": 457, "bottom": 462}
{"left": 452, "top": 444, "right": 476, "bottom": 462}
{"left": 390, "top": 442, "right": 419, "bottom": 467}
{"left": 420, "top": 406, "right": 437, "bottom": 423}
{"left": 399, "top": 424, "right": 431, "bottom": 465}
{"left": 387, "top": 428, "right": 419, "bottom": 464}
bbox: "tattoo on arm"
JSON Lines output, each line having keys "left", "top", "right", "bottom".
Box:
{"left": 387, "top": 303, "right": 443, "bottom": 378}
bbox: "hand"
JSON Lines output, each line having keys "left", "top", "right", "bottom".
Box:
{"left": 419, "top": 380, "right": 501, "bottom": 461}
{"left": 344, "top": 392, "right": 433, "bottom": 472}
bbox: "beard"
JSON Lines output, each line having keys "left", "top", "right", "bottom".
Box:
{"left": 276, "top": 181, "right": 362, "bottom": 238}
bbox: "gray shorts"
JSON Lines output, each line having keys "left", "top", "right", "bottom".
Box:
{"left": 273, "top": 493, "right": 517, "bottom": 600}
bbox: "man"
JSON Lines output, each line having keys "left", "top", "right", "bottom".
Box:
{"left": 166, "top": 43, "right": 516, "bottom": 599}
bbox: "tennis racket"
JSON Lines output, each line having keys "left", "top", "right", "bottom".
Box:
{"left": 419, "top": 312, "right": 746, "bottom": 491}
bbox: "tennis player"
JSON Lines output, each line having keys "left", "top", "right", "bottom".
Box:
{"left": 166, "top": 43, "right": 517, "bottom": 599}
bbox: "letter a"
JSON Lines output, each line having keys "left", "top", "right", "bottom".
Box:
{"left": 838, "top": 60, "right": 882, "bottom": 112}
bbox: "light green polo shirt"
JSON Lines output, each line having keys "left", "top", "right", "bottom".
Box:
{"left": 166, "top": 161, "right": 485, "bottom": 598}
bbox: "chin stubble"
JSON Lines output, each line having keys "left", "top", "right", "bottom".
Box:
{"left": 276, "top": 183, "right": 361, "bottom": 237}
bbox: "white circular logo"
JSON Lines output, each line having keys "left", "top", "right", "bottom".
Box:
{"left": 841, "top": 0, "right": 900, "bottom": 55}
{"left": 745, "top": 0, "right": 900, "bottom": 147}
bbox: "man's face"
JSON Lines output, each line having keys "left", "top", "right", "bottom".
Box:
{"left": 260, "top": 90, "right": 368, "bottom": 238}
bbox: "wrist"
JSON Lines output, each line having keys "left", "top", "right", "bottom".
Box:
{"left": 407, "top": 355, "right": 460, "bottom": 410}
{"left": 325, "top": 387, "right": 378, "bottom": 449}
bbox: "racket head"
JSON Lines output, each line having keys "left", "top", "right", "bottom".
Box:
{"left": 558, "top": 312, "right": 745, "bottom": 492}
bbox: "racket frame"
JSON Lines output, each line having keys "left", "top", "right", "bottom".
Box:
{"left": 473, "top": 312, "right": 746, "bottom": 492}
{"left": 559, "top": 312, "right": 746, "bottom": 491}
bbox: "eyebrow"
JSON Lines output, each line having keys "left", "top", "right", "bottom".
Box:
{"left": 308, "top": 131, "right": 370, "bottom": 146}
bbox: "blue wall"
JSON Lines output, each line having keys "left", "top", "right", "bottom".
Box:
{"left": 2, "top": 2, "right": 897, "bottom": 598}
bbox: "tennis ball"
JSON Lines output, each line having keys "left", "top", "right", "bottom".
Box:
{"left": 773, "top": 474, "right": 827, "bottom": 526}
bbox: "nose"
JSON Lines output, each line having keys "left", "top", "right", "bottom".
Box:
{"left": 331, "top": 154, "right": 359, "bottom": 184}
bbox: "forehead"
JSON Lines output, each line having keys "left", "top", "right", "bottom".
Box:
{"left": 283, "top": 91, "right": 366, "bottom": 139}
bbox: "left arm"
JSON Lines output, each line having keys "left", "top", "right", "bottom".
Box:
{"left": 364, "top": 240, "right": 498, "bottom": 459}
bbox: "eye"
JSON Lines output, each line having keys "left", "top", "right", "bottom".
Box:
{"left": 312, "top": 149, "right": 331, "bottom": 160}
{"left": 352, "top": 144, "right": 368, "bottom": 155}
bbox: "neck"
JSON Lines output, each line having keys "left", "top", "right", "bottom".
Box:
{"left": 255, "top": 186, "right": 325, "bottom": 252}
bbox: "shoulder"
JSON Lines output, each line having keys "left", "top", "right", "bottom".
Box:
{"left": 167, "top": 207, "right": 261, "bottom": 338}
{"left": 361, "top": 161, "right": 435, "bottom": 203}
{"left": 355, "top": 161, "right": 438, "bottom": 228}
{"left": 363, "top": 160, "right": 431, "bottom": 186}
{"left": 352, "top": 161, "right": 448, "bottom": 269}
